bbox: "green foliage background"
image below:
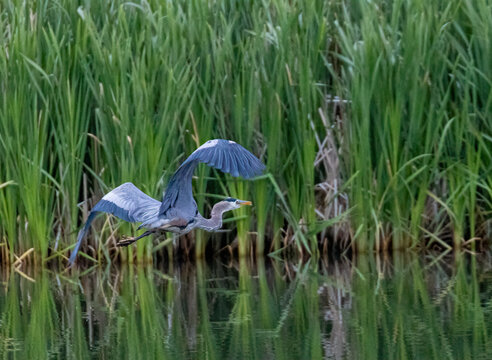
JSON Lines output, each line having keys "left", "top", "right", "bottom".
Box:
{"left": 0, "top": 0, "right": 490, "bottom": 264}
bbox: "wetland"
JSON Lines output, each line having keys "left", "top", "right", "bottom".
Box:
{"left": 2, "top": 253, "right": 491, "bottom": 359}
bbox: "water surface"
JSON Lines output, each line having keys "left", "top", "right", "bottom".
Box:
{"left": 1, "top": 254, "right": 491, "bottom": 359}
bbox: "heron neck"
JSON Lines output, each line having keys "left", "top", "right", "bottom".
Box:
{"left": 197, "top": 204, "right": 226, "bottom": 231}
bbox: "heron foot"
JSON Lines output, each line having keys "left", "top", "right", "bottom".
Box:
{"left": 117, "top": 237, "right": 137, "bottom": 247}
{"left": 117, "top": 230, "right": 153, "bottom": 247}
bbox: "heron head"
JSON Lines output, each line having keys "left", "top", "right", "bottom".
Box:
{"left": 224, "top": 197, "right": 252, "bottom": 210}
{"left": 212, "top": 197, "right": 252, "bottom": 215}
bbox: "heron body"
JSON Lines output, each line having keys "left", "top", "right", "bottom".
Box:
{"left": 68, "top": 139, "right": 265, "bottom": 265}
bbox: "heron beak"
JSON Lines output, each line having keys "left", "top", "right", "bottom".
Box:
{"left": 238, "top": 200, "right": 252, "bottom": 206}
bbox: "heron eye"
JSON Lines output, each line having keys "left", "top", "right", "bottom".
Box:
{"left": 235, "top": 200, "right": 239, "bottom": 204}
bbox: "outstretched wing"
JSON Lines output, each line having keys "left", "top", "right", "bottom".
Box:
{"left": 159, "top": 139, "right": 265, "bottom": 219}
{"left": 69, "top": 182, "right": 161, "bottom": 266}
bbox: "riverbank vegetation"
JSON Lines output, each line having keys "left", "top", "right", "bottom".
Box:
{"left": 0, "top": 0, "right": 490, "bottom": 265}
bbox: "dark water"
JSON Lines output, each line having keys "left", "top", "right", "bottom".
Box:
{"left": 1, "top": 254, "right": 491, "bottom": 359}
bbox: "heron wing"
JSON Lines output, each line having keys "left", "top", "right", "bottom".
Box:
{"left": 69, "top": 182, "right": 161, "bottom": 266}
{"left": 159, "top": 139, "right": 265, "bottom": 218}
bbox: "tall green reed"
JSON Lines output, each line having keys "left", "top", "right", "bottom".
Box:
{"left": 335, "top": 0, "right": 491, "bottom": 251}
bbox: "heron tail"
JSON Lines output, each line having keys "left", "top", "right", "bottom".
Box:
{"left": 68, "top": 211, "right": 98, "bottom": 267}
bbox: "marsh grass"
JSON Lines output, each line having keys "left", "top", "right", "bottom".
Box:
{"left": 0, "top": 0, "right": 490, "bottom": 265}
{"left": 334, "top": 0, "right": 491, "bottom": 251}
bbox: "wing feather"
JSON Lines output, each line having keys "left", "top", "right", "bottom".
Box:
{"left": 215, "top": 149, "right": 224, "bottom": 169}
{"left": 228, "top": 151, "right": 239, "bottom": 177}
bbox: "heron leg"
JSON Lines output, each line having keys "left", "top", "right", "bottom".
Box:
{"left": 117, "top": 230, "right": 153, "bottom": 247}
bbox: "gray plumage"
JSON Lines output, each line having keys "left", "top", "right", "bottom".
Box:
{"left": 68, "top": 139, "right": 264, "bottom": 266}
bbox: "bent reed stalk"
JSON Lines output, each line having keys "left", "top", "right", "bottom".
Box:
{"left": 0, "top": 0, "right": 490, "bottom": 265}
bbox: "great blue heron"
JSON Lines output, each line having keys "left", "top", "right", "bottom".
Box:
{"left": 68, "top": 139, "right": 265, "bottom": 265}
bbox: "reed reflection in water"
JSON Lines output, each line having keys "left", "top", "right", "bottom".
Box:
{"left": 0, "top": 254, "right": 491, "bottom": 359}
